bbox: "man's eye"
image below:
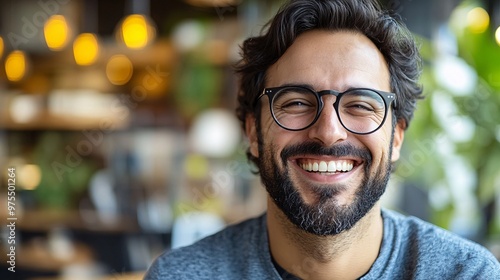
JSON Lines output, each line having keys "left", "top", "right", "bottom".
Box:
{"left": 348, "top": 104, "right": 375, "bottom": 111}
{"left": 282, "top": 100, "right": 311, "bottom": 108}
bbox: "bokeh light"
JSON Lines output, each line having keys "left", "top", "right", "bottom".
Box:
{"left": 5, "top": 50, "right": 28, "bottom": 82}
{"left": 119, "top": 14, "right": 156, "bottom": 50}
{"left": 44, "top": 15, "right": 71, "bottom": 50}
{"left": 18, "top": 164, "right": 42, "bottom": 190}
{"left": 73, "top": 33, "right": 99, "bottom": 66}
{"left": 106, "top": 54, "right": 133, "bottom": 85}
{"left": 189, "top": 109, "right": 241, "bottom": 158}
{"left": 10, "top": 95, "right": 41, "bottom": 123}
{"left": 466, "top": 7, "right": 490, "bottom": 34}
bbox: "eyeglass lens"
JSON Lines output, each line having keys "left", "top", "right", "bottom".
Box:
{"left": 271, "top": 87, "right": 387, "bottom": 133}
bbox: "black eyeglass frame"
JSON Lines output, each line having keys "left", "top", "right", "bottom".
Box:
{"left": 255, "top": 85, "right": 397, "bottom": 135}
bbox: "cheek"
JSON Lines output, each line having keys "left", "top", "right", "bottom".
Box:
{"left": 362, "top": 129, "right": 393, "bottom": 166}
{"left": 259, "top": 115, "right": 300, "bottom": 160}
{"left": 261, "top": 109, "right": 286, "bottom": 143}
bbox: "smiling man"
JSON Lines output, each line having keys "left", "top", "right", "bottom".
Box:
{"left": 145, "top": 0, "right": 500, "bottom": 279}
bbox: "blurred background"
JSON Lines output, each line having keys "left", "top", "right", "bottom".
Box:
{"left": 0, "top": 0, "right": 499, "bottom": 279}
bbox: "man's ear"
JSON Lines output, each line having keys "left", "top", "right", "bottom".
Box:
{"left": 245, "top": 115, "right": 259, "bottom": 158}
{"left": 391, "top": 120, "right": 405, "bottom": 162}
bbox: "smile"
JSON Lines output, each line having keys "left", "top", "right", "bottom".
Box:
{"left": 298, "top": 160, "right": 354, "bottom": 174}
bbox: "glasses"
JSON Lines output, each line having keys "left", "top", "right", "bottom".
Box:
{"left": 256, "top": 86, "right": 396, "bottom": 134}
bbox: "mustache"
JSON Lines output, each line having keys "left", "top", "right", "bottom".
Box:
{"left": 280, "top": 141, "right": 372, "bottom": 163}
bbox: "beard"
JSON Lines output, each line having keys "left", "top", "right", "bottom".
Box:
{"left": 258, "top": 140, "right": 393, "bottom": 236}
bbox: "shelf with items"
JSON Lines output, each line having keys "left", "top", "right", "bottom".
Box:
{"left": 0, "top": 208, "right": 140, "bottom": 234}
{"left": 0, "top": 88, "right": 132, "bottom": 131}
{"left": 0, "top": 109, "right": 130, "bottom": 131}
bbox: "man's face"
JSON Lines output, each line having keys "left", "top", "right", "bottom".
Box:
{"left": 246, "top": 30, "right": 405, "bottom": 235}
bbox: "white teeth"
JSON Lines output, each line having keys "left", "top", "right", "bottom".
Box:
{"left": 327, "top": 161, "right": 336, "bottom": 172}
{"left": 312, "top": 162, "right": 319, "bottom": 172}
{"left": 336, "top": 161, "right": 342, "bottom": 171}
{"left": 301, "top": 160, "right": 354, "bottom": 173}
{"left": 318, "top": 161, "right": 327, "bottom": 172}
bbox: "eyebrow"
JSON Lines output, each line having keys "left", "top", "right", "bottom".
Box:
{"left": 276, "top": 82, "right": 315, "bottom": 90}
{"left": 274, "top": 82, "right": 372, "bottom": 93}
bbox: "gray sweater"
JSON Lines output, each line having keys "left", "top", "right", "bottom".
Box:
{"left": 144, "top": 209, "right": 500, "bottom": 279}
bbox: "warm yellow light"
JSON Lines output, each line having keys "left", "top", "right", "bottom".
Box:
{"left": 467, "top": 7, "right": 490, "bottom": 33}
{"left": 73, "top": 33, "right": 99, "bottom": 66}
{"left": 0, "top": 36, "right": 4, "bottom": 59}
{"left": 120, "top": 14, "right": 155, "bottom": 49}
{"left": 18, "top": 164, "right": 42, "bottom": 190}
{"left": 496, "top": 26, "right": 500, "bottom": 46}
{"left": 106, "top": 54, "right": 133, "bottom": 85}
{"left": 44, "top": 15, "right": 70, "bottom": 50}
{"left": 5, "top": 50, "right": 27, "bottom": 82}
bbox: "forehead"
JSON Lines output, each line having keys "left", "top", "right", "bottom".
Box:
{"left": 266, "top": 30, "right": 390, "bottom": 92}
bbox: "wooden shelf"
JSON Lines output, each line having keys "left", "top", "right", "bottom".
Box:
{"left": 0, "top": 241, "right": 94, "bottom": 273}
{"left": 1, "top": 209, "right": 140, "bottom": 233}
{"left": 29, "top": 271, "right": 145, "bottom": 280}
{"left": 0, "top": 111, "right": 129, "bottom": 131}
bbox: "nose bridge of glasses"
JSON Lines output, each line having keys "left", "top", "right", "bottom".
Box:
{"left": 315, "top": 90, "right": 343, "bottom": 125}
{"left": 318, "top": 89, "right": 341, "bottom": 97}
{"left": 310, "top": 92, "right": 346, "bottom": 139}
{"left": 317, "top": 89, "right": 341, "bottom": 107}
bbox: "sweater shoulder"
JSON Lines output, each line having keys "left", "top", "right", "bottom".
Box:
{"left": 381, "top": 209, "right": 500, "bottom": 278}
{"left": 384, "top": 209, "right": 492, "bottom": 257}
{"left": 144, "top": 214, "right": 268, "bottom": 279}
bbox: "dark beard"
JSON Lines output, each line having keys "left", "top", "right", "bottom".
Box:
{"left": 258, "top": 141, "right": 393, "bottom": 236}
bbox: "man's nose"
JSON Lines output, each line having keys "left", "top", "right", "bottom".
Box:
{"left": 307, "top": 104, "right": 348, "bottom": 146}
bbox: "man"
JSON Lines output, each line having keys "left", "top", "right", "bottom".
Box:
{"left": 145, "top": 0, "right": 500, "bottom": 279}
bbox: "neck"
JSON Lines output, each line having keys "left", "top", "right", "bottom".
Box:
{"left": 267, "top": 198, "right": 383, "bottom": 280}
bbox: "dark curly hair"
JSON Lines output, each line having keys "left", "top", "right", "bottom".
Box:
{"left": 236, "top": 0, "right": 423, "bottom": 168}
